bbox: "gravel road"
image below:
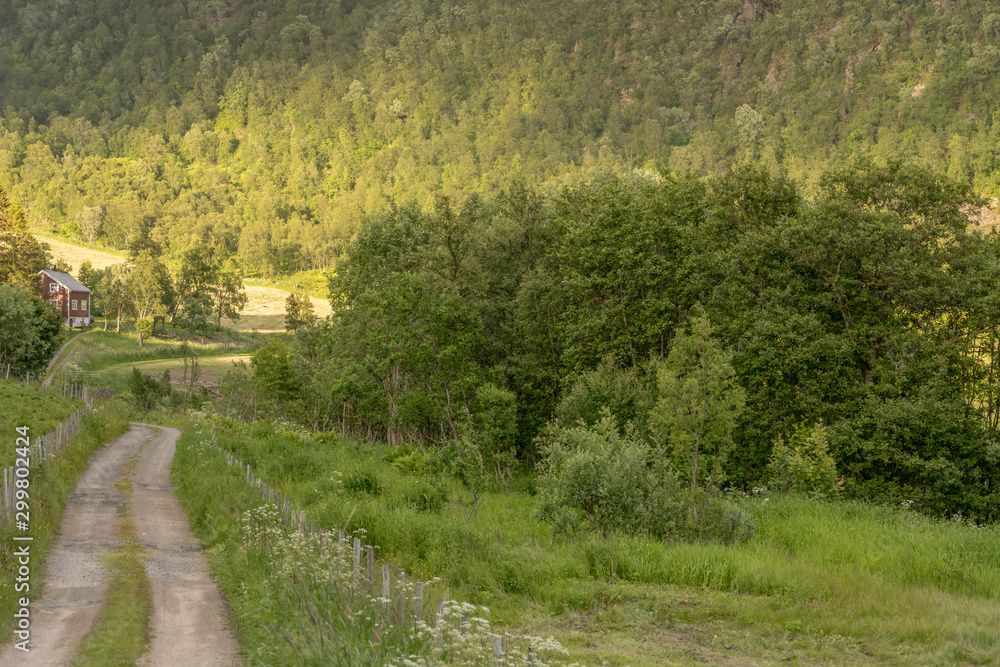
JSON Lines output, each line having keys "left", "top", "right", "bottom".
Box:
{"left": 0, "top": 424, "right": 241, "bottom": 666}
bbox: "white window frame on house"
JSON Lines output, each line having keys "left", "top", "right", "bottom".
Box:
{"left": 49, "top": 299, "right": 58, "bottom": 308}
{"left": 71, "top": 299, "right": 78, "bottom": 310}
{"left": 49, "top": 282, "right": 58, "bottom": 293}
{"left": 81, "top": 299, "right": 88, "bottom": 310}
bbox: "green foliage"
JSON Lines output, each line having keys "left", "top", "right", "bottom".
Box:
{"left": 402, "top": 481, "right": 447, "bottom": 513}
{"left": 342, "top": 466, "right": 381, "bottom": 496}
{"left": 650, "top": 308, "right": 745, "bottom": 504}
{"left": 536, "top": 413, "right": 662, "bottom": 538}
{"left": 0, "top": 378, "right": 81, "bottom": 468}
{"left": 0, "top": 184, "right": 49, "bottom": 291}
{"left": 133, "top": 317, "right": 153, "bottom": 347}
{"left": 173, "top": 419, "right": 1000, "bottom": 664}
{"left": 768, "top": 423, "right": 842, "bottom": 498}
{"left": 127, "top": 367, "right": 169, "bottom": 412}
{"left": 173, "top": 292, "right": 215, "bottom": 336}
{"left": 536, "top": 411, "right": 753, "bottom": 544}
{"left": 283, "top": 292, "right": 314, "bottom": 332}
{"left": 243, "top": 159, "right": 1000, "bottom": 520}
{"left": 390, "top": 450, "right": 429, "bottom": 476}
{"left": 0, "top": 284, "right": 62, "bottom": 379}
{"left": 250, "top": 341, "right": 297, "bottom": 406}
{"left": 472, "top": 383, "right": 518, "bottom": 489}
{"left": 556, "top": 356, "right": 654, "bottom": 436}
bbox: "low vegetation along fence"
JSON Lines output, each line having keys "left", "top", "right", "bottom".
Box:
{"left": 2, "top": 384, "right": 93, "bottom": 523}
{"left": 211, "top": 437, "right": 544, "bottom": 664}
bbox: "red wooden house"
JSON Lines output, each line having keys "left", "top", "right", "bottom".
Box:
{"left": 39, "top": 269, "right": 93, "bottom": 328}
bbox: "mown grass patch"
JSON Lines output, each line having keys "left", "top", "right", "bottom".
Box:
{"left": 190, "top": 419, "right": 1000, "bottom": 665}
{"left": 66, "top": 328, "right": 256, "bottom": 373}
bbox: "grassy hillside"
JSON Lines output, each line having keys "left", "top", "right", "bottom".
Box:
{"left": 3, "top": 0, "right": 1000, "bottom": 274}
{"left": 0, "top": 379, "right": 82, "bottom": 467}
{"left": 172, "top": 418, "right": 1000, "bottom": 665}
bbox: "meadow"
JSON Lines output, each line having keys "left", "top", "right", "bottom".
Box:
{"left": 31, "top": 232, "right": 126, "bottom": 271}
{"left": 171, "top": 417, "right": 1000, "bottom": 666}
{"left": 221, "top": 285, "right": 332, "bottom": 333}
{"left": 65, "top": 328, "right": 256, "bottom": 373}
{"left": 244, "top": 269, "right": 331, "bottom": 301}
{"left": 0, "top": 379, "right": 82, "bottom": 468}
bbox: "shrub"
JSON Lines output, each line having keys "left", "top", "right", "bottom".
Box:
{"left": 535, "top": 413, "right": 653, "bottom": 538}
{"left": 402, "top": 481, "right": 447, "bottom": 512}
{"left": 537, "top": 410, "right": 754, "bottom": 544}
{"left": 343, "top": 466, "right": 381, "bottom": 495}
{"left": 768, "top": 422, "right": 842, "bottom": 497}
{"left": 556, "top": 356, "right": 654, "bottom": 438}
{"left": 127, "top": 367, "right": 170, "bottom": 411}
{"left": 391, "top": 450, "right": 429, "bottom": 475}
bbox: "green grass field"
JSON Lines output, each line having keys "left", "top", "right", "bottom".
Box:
{"left": 63, "top": 327, "right": 255, "bottom": 372}
{"left": 173, "top": 418, "right": 1000, "bottom": 666}
{"left": 0, "top": 380, "right": 83, "bottom": 468}
{"left": 244, "top": 269, "right": 331, "bottom": 301}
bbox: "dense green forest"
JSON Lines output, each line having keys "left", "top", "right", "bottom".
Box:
{"left": 3, "top": 0, "right": 1000, "bottom": 274}
{"left": 223, "top": 161, "right": 1000, "bottom": 523}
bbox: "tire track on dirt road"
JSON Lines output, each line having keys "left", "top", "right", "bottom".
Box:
{"left": 131, "top": 424, "right": 240, "bottom": 666}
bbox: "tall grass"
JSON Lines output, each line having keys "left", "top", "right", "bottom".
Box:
{"left": 172, "top": 429, "right": 581, "bottom": 666}
{"left": 0, "top": 379, "right": 82, "bottom": 467}
{"left": 182, "top": 419, "right": 1000, "bottom": 665}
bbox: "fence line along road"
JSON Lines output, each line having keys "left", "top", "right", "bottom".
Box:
{"left": 2, "top": 383, "right": 93, "bottom": 524}
{"left": 211, "top": 435, "right": 529, "bottom": 663}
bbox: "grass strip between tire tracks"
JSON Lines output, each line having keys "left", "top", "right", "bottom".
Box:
{"left": 72, "top": 449, "right": 152, "bottom": 666}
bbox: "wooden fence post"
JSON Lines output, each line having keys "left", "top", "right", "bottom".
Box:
{"left": 353, "top": 538, "right": 361, "bottom": 587}
{"left": 367, "top": 546, "right": 374, "bottom": 591}
{"left": 398, "top": 569, "right": 406, "bottom": 623}
{"left": 492, "top": 637, "right": 502, "bottom": 660}
{"left": 437, "top": 598, "right": 444, "bottom": 627}
{"left": 415, "top": 582, "right": 423, "bottom": 623}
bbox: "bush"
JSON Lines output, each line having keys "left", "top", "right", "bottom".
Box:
{"left": 768, "top": 422, "right": 841, "bottom": 497}
{"left": 402, "top": 481, "right": 447, "bottom": 512}
{"left": 536, "top": 410, "right": 754, "bottom": 544}
{"left": 127, "top": 367, "right": 170, "bottom": 411}
{"left": 343, "top": 466, "right": 381, "bottom": 495}
{"left": 391, "top": 450, "right": 429, "bottom": 475}
{"left": 556, "top": 356, "right": 654, "bottom": 438}
{"left": 535, "top": 413, "right": 653, "bottom": 537}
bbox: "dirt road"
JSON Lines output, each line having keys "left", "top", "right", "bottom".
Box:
{"left": 0, "top": 425, "right": 241, "bottom": 666}
{"left": 132, "top": 424, "right": 240, "bottom": 666}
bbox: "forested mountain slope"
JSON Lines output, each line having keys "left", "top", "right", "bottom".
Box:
{"left": 2, "top": 0, "right": 999, "bottom": 273}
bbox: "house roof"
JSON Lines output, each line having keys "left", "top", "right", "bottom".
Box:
{"left": 39, "top": 270, "right": 91, "bottom": 293}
